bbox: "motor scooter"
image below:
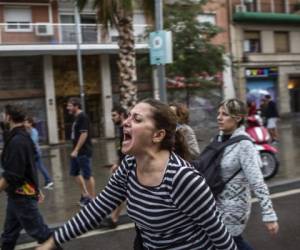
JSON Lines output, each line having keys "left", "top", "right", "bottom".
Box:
{"left": 246, "top": 115, "right": 279, "bottom": 179}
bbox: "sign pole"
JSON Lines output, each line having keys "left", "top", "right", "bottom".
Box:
{"left": 155, "top": 0, "right": 167, "bottom": 103}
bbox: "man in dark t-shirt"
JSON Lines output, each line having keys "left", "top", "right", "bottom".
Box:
{"left": 67, "top": 98, "right": 95, "bottom": 207}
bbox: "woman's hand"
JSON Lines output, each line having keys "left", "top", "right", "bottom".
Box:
{"left": 265, "top": 221, "right": 279, "bottom": 236}
{"left": 111, "top": 164, "right": 119, "bottom": 174}
{"left": 36, "top": 236, "right": 56, "bottom": 250}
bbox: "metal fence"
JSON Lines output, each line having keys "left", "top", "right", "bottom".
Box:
{"left": 0, "top": 23, "right": 149, "bottom": 45}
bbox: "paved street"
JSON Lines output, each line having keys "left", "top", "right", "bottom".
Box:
{"left": 245, "top": 189, "right": 300, "bottom": 250}
{"left": 0, "top": 116, "right": 300, "bottom": 249}
{"left": 15, "top": 186, "right": 300, "bottom": 250}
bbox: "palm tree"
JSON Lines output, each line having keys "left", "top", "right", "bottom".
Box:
{"left": 76, "top": 0, "right": 154, "bottom": 109}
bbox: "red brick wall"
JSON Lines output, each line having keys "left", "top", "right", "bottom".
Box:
{"left": 0, "top": 2, "right": 59, "bottom": 44}
{"left": 203, "top": 0, "right": 230, "bottom": 52}
{"left": 0, "top": 6, "right": 3, "bottom": 22}
{"left": 32, "top": 6, "right": 49, "bottom": 23}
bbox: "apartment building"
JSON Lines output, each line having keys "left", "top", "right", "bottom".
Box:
{"left": 230, "top": 0, "right": 300, "bottom": 114}
{"left": 202, "top": 0, "right": 235, "bottom": 99}
{"left": 0, "top": 0, "right": 150, "bottom": 144}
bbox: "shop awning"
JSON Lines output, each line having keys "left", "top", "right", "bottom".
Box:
{"left": 233, "top": 12, "right": 300, "bottom": 25}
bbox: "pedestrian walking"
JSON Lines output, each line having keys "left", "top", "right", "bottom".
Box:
{"left": 0, "top": 104, "right": 52, "bottom": 250}
{"left": 111, "top": 105, "right": 127, "bottom": 165}
{"left": 25, "top": 117, "right": 54, "bottom": 189}
{"left": 36, "top": 99, "right": 237, "bottom": 250}
{"left": 170, "top": 102, "right": 200, "bottom": 160}
{"left": 263, "top": 95, "right": 279, "bottom": 143}
{"left": 215, "top": 98, "right": 279, "bottom": 249}
{"left": 104, "top": 105, "right": 128, "bottom": 228}
{"left": 67, "top": 97, "right": 95, "bottom": 207}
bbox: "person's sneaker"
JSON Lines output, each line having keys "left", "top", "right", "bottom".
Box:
{"left": 43, "top": 182, "right": 54, "bottom": 189}
{"left": 79, "top": 196, "right": 92, "bottom": 207}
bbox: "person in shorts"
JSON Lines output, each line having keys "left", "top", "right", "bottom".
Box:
{"left": 67, "top": 97, "right": 95, "bottom": 207}
{"left": 264, "top": 95, "right": 279, "bottom": 143}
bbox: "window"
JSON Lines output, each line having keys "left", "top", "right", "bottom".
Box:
{"left": 197, "top": 14, "right": 216, "bottom": 25}
{"left": 274, "top": 32, "right": 289, "bottom": 53}
{"left": 4, "top": 7, "right": 32, "bottom": 31}
{"left": 243, "top": 31, "right": 261, "bottom": 53}
{"left": 60, "top": 15, "right": 75, "bottom": 43}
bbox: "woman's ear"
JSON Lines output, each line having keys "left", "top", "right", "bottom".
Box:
{"left": 235, "top": 116, "right": 242, "bottom": 123}
{"left": 152, "top": 129, "right": 166, "bottom": 144}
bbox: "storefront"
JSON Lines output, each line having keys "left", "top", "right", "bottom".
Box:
{"left": 53, "top": 55, "right": 102, "bottom": 141}
{"left": 0, "top": 56, "right": 48, "bottom": 143}
{"left": 245, "top": 67, "right": 278, "bottom": 108}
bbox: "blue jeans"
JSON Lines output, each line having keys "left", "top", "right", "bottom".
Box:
{"left": 1, "top": 196, "right": 52, "bottom": 250}
{"left": 234, "top": 235, "right": 254, "bottom": 250}
{"left": 36, "top": 154, "right": 52, "bottom": 184}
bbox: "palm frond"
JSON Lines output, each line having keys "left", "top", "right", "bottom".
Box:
{"left": 140, "top": 0, "right": 155, "bottom": 24}
{"left": 75, "top": 0, "right": 89, "bottom": 11}
{"left": 121, "top": 0, "right": 134, "bottom": 11}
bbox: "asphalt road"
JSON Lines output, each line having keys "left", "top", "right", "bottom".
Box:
{"left": 16, "top": 187, "right": 300, "bottom": 250}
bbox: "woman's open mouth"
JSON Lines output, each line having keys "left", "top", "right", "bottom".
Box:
{"left": 123, "top": 130, "right": 132, "bottom": 143}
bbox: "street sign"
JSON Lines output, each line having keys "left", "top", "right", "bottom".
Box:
{"left": 149, "top": 30, "right": 173, "bottom": 65}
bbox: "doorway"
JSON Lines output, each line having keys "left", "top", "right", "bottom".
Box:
{"left": 56, "top": 95, "right": 101, "bottom": 141}
{"left": 288, "top": 77, "right": 300, "bottom": 113}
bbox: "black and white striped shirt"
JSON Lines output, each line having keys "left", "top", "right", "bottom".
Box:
{"left": 54, "top": 153, "right": 237, "bottom": 250}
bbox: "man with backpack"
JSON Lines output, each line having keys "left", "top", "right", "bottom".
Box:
{"left": 192, "top": 99, "right": 279, "bottom": 250}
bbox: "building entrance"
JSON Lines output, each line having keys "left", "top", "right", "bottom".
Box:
{"left": 56, "top": 95, "right": 101, "bottom": 141}
{"left": 288, "top": 77, "right": 300, "bottom": 113}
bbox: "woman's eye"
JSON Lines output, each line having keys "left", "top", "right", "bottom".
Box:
{"left": 133, "top": 114, "right": 142, "bottom": 122}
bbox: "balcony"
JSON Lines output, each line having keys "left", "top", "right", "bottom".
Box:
{"left": 233, "top": 3, "right": 300, "bottom": 25}
{"left": 0, "top": 23, "right": 149, "bottom": 55}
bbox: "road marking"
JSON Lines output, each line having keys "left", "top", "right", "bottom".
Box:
{"left": 15, "top": 223, "right": 135, "bottom": 250}
{"left": 16, "top": 189, "right": 300, "bottom": 249}
{"left": 252, "top": 188, "right": 300, "bottom": 203}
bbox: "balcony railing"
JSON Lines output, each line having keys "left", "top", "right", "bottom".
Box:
{"left": 234, "top": 3, "right": 300, "bottom": 14}
{"left": 0, "top": 23, "right": 149, "bottom": 45}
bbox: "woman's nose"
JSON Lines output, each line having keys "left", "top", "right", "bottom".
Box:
{"left": 122, "top": 117, "right": 130, "bottom": 127}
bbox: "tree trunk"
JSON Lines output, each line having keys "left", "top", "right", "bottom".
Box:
{"left": 116, "top": 15, "right": 137, "bottom": 110}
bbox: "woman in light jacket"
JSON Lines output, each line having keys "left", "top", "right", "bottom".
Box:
{"left": 216, "top": 98, "right": 279, "bottom": 250}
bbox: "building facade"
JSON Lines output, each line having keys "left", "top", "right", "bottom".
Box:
{"left": 230, "top": 0, "right": 300, "bottom": 114}
{"left": 0, "top": 0, "right": 150, "bottom": 144}
{"left": 202, "top": 0, "right": 236, "bottom": 99}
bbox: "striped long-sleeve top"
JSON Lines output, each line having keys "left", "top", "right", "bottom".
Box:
{"left": 54, "top": 153, "right": 237, "bottom": 250}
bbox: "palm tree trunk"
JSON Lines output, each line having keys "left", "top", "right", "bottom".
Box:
{"left": 116, "top": 15, "right": 137, "bottom": 110}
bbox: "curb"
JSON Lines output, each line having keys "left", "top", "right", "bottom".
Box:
{"left": 268, "top": 178, "right": 300, "bottom": 194}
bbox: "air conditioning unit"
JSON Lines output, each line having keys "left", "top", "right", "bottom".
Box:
{"left": 35, "top": 23, "right": 54, "bottom": 36}
{"left": 235, "top": 4, "right": 247, "bottom": 13}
